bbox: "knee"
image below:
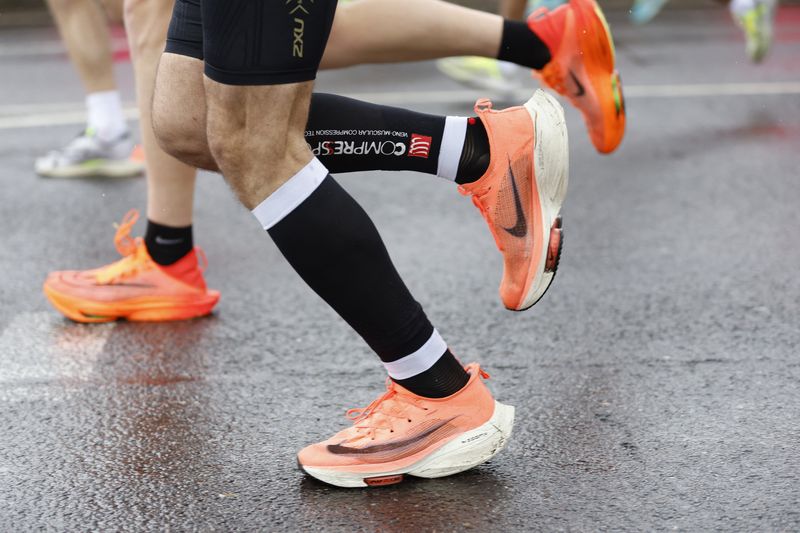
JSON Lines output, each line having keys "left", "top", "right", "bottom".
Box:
{"left": 205, "top": 119, "right": 275, "bottom": 184}
{"left": 151, "top": 92, "right": 207, "bottom": 168}
{"left": 206, "top": 120, "right": 308, "bottom": 207}
{"left": 152, "top": 106, "right": 208, "bottom": 168}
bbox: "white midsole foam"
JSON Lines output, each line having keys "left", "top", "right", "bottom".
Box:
{"left": 302, "top": 400, "right": 516, "bottom": 488}
{"left": 37, "top": 159, "right": 144, "bottom": 178}
{"left": 519, "top": 89, "right": 570, "bottom": 310}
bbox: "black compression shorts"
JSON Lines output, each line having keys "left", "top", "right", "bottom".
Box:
{"left": 165, "top": 0, "right": 338, "bottom": 85}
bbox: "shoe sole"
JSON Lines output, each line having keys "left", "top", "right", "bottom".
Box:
{"left": 436, "top": 59, "right": 520, "bottom": 96}
{"left": 43, "top": 284, "right": 220, "bottom": 323}
{"left": 514, "top": 90, "right": 569, "bottom": 312}
{"left": 300, "top": 400, "right": 515, "bottom": 488}
{"left": 571, "top": 0, "right": 625, "bottom": 153}
{"left": 36, "top": 159, "right": 145, "bottom": 179}
{"left": 738, "top": 5, "right": 775, "bottom": 63}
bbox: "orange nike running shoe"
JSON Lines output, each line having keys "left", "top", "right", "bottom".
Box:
{"left": 43, "top": 210, "right": 220, "bottom": 322}
{"left": 460, "top": 89, "right": 568, "bottom": 311}
{"left": 528, "top": 0, "right": 626, "bottom": 154}
{"left": 298, "top": 363, "right": 514, "bottom": 488}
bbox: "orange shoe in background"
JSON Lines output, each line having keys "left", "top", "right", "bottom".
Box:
{"left": 528, "top": 0, "right": 626, "bottom": 154}
{"left": 460, "top": 90, "right": 568, "bottom": 311}
{"left": 298, "top": 363, "right": 515, "bottom": 488}
{"left": 43, "top": 210, "right": 220, "bottom": 323}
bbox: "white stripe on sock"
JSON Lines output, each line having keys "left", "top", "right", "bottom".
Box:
{"left": 383, "top": 329, "right": 448, "bottom": 380}
{"left": 436, "top": 116, "right": 468, "bottom": 181}
{"left": 251, "top": 157, "right": 329, "bottom": 230}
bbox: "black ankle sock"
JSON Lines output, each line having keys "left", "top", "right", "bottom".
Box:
{"left": 498, "top": 19, "right": 552, "bottom": 70}
{"left": 144, "top": 220, "right": 193, "bottom": 266}
{"left": 393, "top": 349, "right": 470, "bottom": 398}
{"left": 455, "top": 117, "right": 491, "bottom": 185}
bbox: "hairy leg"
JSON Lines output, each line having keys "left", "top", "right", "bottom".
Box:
{"left": 203, "top": 80, "right": 314, "bottom": 208}
{"left": 46, "top": 0, "right": 116, "bottom": 93}
{"left": 321, "top": 0, "right": 503, "bottom": 69}
{"left": 155, "top": 0, "right": 545, "bottom": 167}
{"left": 125, "top": 0, "right": 198, "bottom": 227}
{"left": 152, "top": 53, "right": 215, "bottom": 172}
{"left": 100, "top": 0, "right": 124, "bottom": 24}
{"left": 500, "top": 0, "right": 529, "bottom": 19}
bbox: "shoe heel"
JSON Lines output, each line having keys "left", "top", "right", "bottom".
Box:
{"left": 409, "top": 401, "right": 515, "bottom": 479}
{"left": 524, "top": 90, "right": 569, "bottom": 216}
{"left": 516, "top": 90, "right": 568, "bottom": 311}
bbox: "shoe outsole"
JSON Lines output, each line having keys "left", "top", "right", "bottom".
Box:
{"left": 36, "top": 159, "right": 145, "bottom": 179}
{"left": 513, "top": 90, "right": 569, "bottom": 312}
{"left": 43, "top": 284, "right": 220, "bottom": 323}
{"left": 515, "top": 216, "right": 564, "bottom": 313}
{"left": 436, "top": 58, "right": 520, "bottom": 96}
{"left": 299, "top": 400, "right": 515, "bottom": 488}
{"left": 573, "top": 0, "right": 626, "bottom": 153}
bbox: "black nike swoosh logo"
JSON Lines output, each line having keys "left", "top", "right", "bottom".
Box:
{"left": 326, "top": 418, "right": 456, "bottom": 456}
{"left": 569, "top": 70, "right": 586, "bottom": 97}
{"left": 502, "top": 161, "right": 527, "bottom": 238}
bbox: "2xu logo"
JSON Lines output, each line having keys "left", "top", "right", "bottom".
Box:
{"left": 288, "top": 0, "right": 310, "bottom": 58}
{"left": 293, "top": 18, "right": 304, "bottom": 58}
{"left": 408, "top": 134, "right": 432, "bottom": 158}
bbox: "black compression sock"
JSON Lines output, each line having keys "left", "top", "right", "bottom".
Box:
{"left": 268, "top": 175, "right": 439, "bottom": 359}
{"left": 393, "top": 349, "right": 469, "bottom": 398}
{"left": 144, "top": 220, "right": 193, "bottom": 266}
{"left": 307, "top": 94, "right": 445, "bottom": 176}
{"left": 264, "top": 173, "right": 470, "bottom": 399}
{"left": 498, "top": 19, "right": 551, "bottom": 70}
{"left": 455, "top": 117, "right": 490, "bottom": 185}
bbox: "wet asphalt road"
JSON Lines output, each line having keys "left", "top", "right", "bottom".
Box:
{"left": 2, "top": 7, "right": 800, "bottom": 531}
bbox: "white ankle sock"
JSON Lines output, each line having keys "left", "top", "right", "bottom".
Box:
{"left": 730, "top": 0, "right": 758, "bottom": 16}
{"left": 86, "top": 90, "right": 128, "bottom": 142}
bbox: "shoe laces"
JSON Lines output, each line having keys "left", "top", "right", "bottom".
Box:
{"left": 94, "top": 210, "right": 152, "bottom": 284}
{"left": 113, "top": 209, "right": 139, "bottom": 256}
{"left": 344, "top": 379, "right": 430, "bottom": 440}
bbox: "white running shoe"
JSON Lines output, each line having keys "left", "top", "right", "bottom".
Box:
{"left": 35, "top": 128, "right": 144, "bottom": 178}
{"left": 731, "top": 0, "right": 778, "bottom": 63}
{"left": 437, "top": 57, "right": 522, "bottom": 97}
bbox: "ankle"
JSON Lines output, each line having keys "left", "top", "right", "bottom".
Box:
{"left": 144, "top": 219, "right": 194, "bottom": 266}
{"left": 455, "top": 117, "right": 490, "bottom": 185}
{"left": 392, "top": 349, "right": 469, "bottom": 398}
